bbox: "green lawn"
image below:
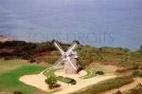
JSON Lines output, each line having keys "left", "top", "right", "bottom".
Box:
{"left": 0, "top": 59, "right": 46, "bottom": 94}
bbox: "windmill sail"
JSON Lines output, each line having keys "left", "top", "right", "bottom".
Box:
{"left": 54, "top": 42, "right": 64, "bottom": 55}
{"left": 53, "top": 41, "right": 78, "bottom": 74}
{"left": 66, "top": 42, "right": 77, "bottom": 55}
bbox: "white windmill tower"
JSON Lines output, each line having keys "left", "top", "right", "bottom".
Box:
{"left": 53, "top": 40, "right": 79, "bottom": 74}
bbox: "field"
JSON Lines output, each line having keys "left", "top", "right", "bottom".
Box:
{"left": 0, "top": 59, "right": 142, "bottom": 94}
{"left": 0, "top": 41, "right": 142, "bottom": 94}
{"left": 0, "top": 59, "right": 45, "bottom": 94}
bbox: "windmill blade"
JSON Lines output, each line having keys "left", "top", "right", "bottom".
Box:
{"left": 66, "top": 57, "right": 77, "bottom": 70}
{"left": 66, "top": 42, "right": 77, "bottom": 55}
{"left": 54, "top": 42, "right": 64, "bottom": 55}
{"left": 54, "top": 57, "right": 64, "bottom": 67}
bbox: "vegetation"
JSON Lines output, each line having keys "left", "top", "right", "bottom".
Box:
{"left": 45, "top": 76, "right": 60, "bottom": 89}
{"left": 43, "top": 66, "right": 60, "bottom": 89}
{"left": 0, "top": 41, "right": 58, "bottom": 60}
{"left": 77, "top": 45, "right": 142, "bottom": 68}
{"left": 0, "top": 59, "right": 45, "bottom": 94}
{"left": 14, "top": 91, "right": 23, "bottom": 94}
{"left": 43, "top": 67, "right": 56, "bottom": 78}
{"left": 95, "top": 71, "right": 104, "bottom": 75}
{"left": 57, "top": 76, "right": 77, "bottom": 85}
{"left": 0, "top": 40, "right": 142, "bottom": 69}
{"left": 72, "top": 76, "right": 134, "bottom": 94}
{"left": 43, "top": 67, "right": 77, "bottom": 85}
{"left": 0, "top": 41, "right": 142, "bottom": 94}
{"left": 77, "top": 45, "right": 97, "bottom": 67}
{"left": 132, "top": 70, "right": 142, "bottom": 77}
{"left": 45, "top": 76, "right": 57, "bottom": 86}
{"left": 81, "top": 63, "right": 112, "bottom": 79}
{"left": 124, "top": 84, "right": 142, "bottom": 94}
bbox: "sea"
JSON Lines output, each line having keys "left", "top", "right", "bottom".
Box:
{"left": 0, "top": 0, "right": 142, "bottom": 50}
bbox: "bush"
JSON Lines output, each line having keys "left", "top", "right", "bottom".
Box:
{"left": 13, "top": 91, "right": 23, "bottom": 94}
{"left": 132, "top": 70, "right": 142, "bottom": 77}
{"left": 45, "top": 76, "right": 60, "bottom": 89}
{"left": 95, "top": 71, "right": 104, "bottom": 75}
{"left": 57, "top": 76, "right": 77, "bottom": 85}
{"left": 29, "top": 59, "right": 36, "bottom": 63}
{"left": 45, "top": 76, "right": 57, "bottom": 85}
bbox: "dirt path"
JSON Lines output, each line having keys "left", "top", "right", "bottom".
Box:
{"left": 102, "top": 78, "right": 142, "bottom": 94}
{"left": 53, "top": 70, "right": 116, "bottom": 94}
{"left": 19, "top": 70, "right": 116, "bottom": 94}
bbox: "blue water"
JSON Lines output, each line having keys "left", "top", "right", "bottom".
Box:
{"left": 0, "top": 0, "right": 142, "bottom": 50}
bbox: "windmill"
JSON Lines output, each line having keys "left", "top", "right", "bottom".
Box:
{"left": 53, "top": 40, "right": 79, "bottom": 74}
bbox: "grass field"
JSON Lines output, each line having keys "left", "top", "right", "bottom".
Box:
{"left": 0, "top": 59, "right": 45, "bottom": 94}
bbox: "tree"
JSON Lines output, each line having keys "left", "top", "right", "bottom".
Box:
{"left": 140, "top": 45, "right": 142, "bottom": 49}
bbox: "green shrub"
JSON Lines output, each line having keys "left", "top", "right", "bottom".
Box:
{"left": 132, "top": 70, "right": 142, "bottom": 77}
{"left": 57, "top": 76, "right": 77, "bottom": 85}
{"left": 29, "top": 58, "right": 36, "bottom": 63}
{"left": 13, "top": 91, "right": 23, "bottom": 94}
{"left": 45, "top": 75, "right": 60, "bottom": 89}
{"left": 95, "top": 71, "right": 104, "bottom": 75}
{"left": 45, "top": 76, "right": 57, "bottom": 85}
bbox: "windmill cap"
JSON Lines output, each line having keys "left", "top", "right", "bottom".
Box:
{"left": 73, "top": 40, "right": 80, "bottom": 44}
{"left": 52, "top": 40, "right": 80, "bottom": 44}
{"left": 51, "top": 39, "right": 58, "bottom": 43}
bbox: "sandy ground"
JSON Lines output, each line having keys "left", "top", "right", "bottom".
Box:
{"left": 19, "top": 70, "right": 116, "bottom": 94}
{"left": 102, "top": 78, "right": 142, "bottom": 94}
{"left": 19, "top": 73, "right": 49, "bottom": 92}
{"left": 53, "top": 70, "right": 116, "bottom": 94}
